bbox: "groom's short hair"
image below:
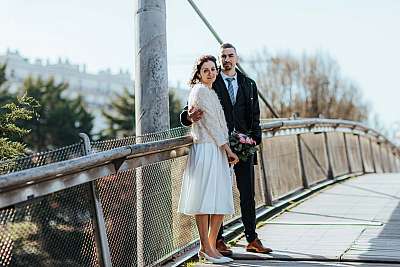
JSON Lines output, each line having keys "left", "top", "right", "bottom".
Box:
{"left": 220, "top": 43, "right": 237, "bottom": 53}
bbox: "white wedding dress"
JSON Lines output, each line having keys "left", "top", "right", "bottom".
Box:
{"left": 178, "top": 84, "right": 234, "bottom": 215}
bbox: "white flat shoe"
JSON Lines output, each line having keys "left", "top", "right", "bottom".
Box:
{"left": 198, "top": 251, "right": 231, "bottom": 264}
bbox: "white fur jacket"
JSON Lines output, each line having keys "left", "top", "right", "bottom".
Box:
{"left": 188, "top": 83, "right": 229, "bottom": 147}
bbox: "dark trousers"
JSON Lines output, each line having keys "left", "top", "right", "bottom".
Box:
{"left": 217, "top": 155, "right": 257, "bottom": 243}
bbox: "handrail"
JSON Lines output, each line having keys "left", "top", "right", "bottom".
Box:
{"left": 0, "top": 118, "right": 397, "bottom": 197}
{"left": 261, "top": 118, "right": 394, "bottom": 146}
{"left": 0, "top": 136, "right": 192, "bottom": 194}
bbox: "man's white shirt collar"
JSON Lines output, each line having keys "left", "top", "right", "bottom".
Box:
{"left": 220, "top": 71, "right": 237, "bottom": 81}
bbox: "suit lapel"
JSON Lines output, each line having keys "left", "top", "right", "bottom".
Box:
{"left": 236, "top": 73, "right": 248, "bottom": 102}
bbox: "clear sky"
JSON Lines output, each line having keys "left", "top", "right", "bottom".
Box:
{"left": 1, "top": 0, "right": 399, "bottom": 132}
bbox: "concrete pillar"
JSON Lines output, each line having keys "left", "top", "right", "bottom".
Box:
{"left": 135, "top": 0, "right": 169, "bottom": 135}
{"left": 135, "top": 1, "right": 171, "bottom": 266}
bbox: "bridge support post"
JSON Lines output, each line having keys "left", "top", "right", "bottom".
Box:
{"left": 257, "top": 141, "right": 273, "bottom": 206}
{"left": 378, "top": 141, "right": 385, "bottom": 172}
{"left": 369, "top": 138, "right": 377, "bottom": 173}
{"left": 343, "top": 133, "right": 352, "bottom": 174}
{"left": 296, "top": 134, "right": 309, "bottom": 189}
{"left": 323, "top": 132, "right": 334, "bottom": 179}
{"left": 357, "top": 135, "right": 366, "bottom": 174}
{"left": 79, "top": 133, "right": 112, "bottom": 267}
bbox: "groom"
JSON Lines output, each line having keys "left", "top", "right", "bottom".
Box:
{"left": 180, "top": 43, "right": 272, "bottom": 255}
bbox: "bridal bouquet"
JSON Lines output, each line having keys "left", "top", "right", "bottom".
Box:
{"left": 229, "top": 131, "right": 258, "bottom": 162}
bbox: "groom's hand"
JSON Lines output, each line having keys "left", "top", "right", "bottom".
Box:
{"left": 187, "top": 107, "right": 203, "bottom": 123}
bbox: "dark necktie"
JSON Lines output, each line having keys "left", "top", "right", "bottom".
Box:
{"left": 226, "top": 77, "right": 235, "bottom": 105}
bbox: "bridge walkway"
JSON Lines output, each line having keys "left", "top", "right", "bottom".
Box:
{"left": 195, "top": 173, "right": 400, "bottom": 266}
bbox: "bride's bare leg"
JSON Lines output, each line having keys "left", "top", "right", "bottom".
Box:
{"left": 195, "top": 214, "right": 219, "bottom": 258}
{"left": 209, "top": 214, "right": 224, "bottom": 257}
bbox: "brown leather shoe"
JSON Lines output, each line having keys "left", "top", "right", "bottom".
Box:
{"left": 216, "top": 239, "right": 233, "bottom": 256}
{"left": 246, "top": 238, "right": 273, "bottom": 254}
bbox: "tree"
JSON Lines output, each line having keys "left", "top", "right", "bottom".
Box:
{"left": 1, "top": 72, "right": 96, "bottom": 264}
{"left": 101, "top": 87, "right": 136, "bottom": 138}
{"left": 21, "top": 77, "right": 94, "bottom": 151}
{"left": 0, "top": 64, "right": 39, "bottom": 160}
{"left": 169, "top": 90, "right": 183, "bottom": 129}
{"left": 101, "top": 88, "right": 183, "bottom": 139}
{"left": 0, "top": 94, "right": 39, "bottom": 160}
{"left": 0, "top": 64, "right": 6, "bottom": 88}
{"left": 247, "top": 50, "right": 369, "bottom": 122}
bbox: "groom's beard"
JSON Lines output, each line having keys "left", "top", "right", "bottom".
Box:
{"left": 222, "top": 63, "right": 233, "bottom": 71}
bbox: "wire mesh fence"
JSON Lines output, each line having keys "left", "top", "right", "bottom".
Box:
{"left": 0, "top": 183, "right": 99, "bottom": 267}
{"left": 91, "top": 136, "right": 136, "bottom": 153}
{"left": 0, "top": 142, "right": 84, "bottom": 175}
{"left": 136, "top": 127, "right": 190, "bottom": 143}
{"left": 345, "top": 133, "right": 363, "bottom": 173}
{"left": 96, "top": 169, "right": 137, "bottom": 266}
{"left": 261, "top": 135, "right": 303, "bottom": 200}
{"left": 299, "top": 133, "right": 329, "bottom": 186}
{"left": 327, "top": 132, "right": 350, "bottom": 177}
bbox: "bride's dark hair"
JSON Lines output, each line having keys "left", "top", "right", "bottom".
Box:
{"left": 188, "top": 55, "right": 218, "bottom": 87}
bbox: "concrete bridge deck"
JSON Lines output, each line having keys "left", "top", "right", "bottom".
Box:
{"left": 195, "top": 173, "right": 400, "bottom": 266}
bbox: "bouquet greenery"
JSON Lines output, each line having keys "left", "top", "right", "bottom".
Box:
{"left": 229, "top": 131, "right": 258, "bottom": 162}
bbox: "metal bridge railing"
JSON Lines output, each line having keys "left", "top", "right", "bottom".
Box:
{"left": 0, "top": 119, "right": 399, "bottom": 266}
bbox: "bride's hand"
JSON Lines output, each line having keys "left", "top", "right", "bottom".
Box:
{"left": 227, "top": 151, "right": 239, "bottom": 165}
{"left": 221, "top": 143, "right": 239, "bottom": 165}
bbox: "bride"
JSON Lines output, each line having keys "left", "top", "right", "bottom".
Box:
{"left": 178, "top": 55, "right": 239, "bottom": 264}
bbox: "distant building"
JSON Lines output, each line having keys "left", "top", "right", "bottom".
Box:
{"left": 0, "top": 49, "right": 189, "bottom": 133}
{"left": 0, "top": 49, "right": 133, "bottom": 133}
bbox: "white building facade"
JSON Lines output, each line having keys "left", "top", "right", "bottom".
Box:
{"left": 0, "top": 49, "right": 189, "bottom": 134}
{"left": 0, "top": 49, "right": 133, "bottom": 133}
